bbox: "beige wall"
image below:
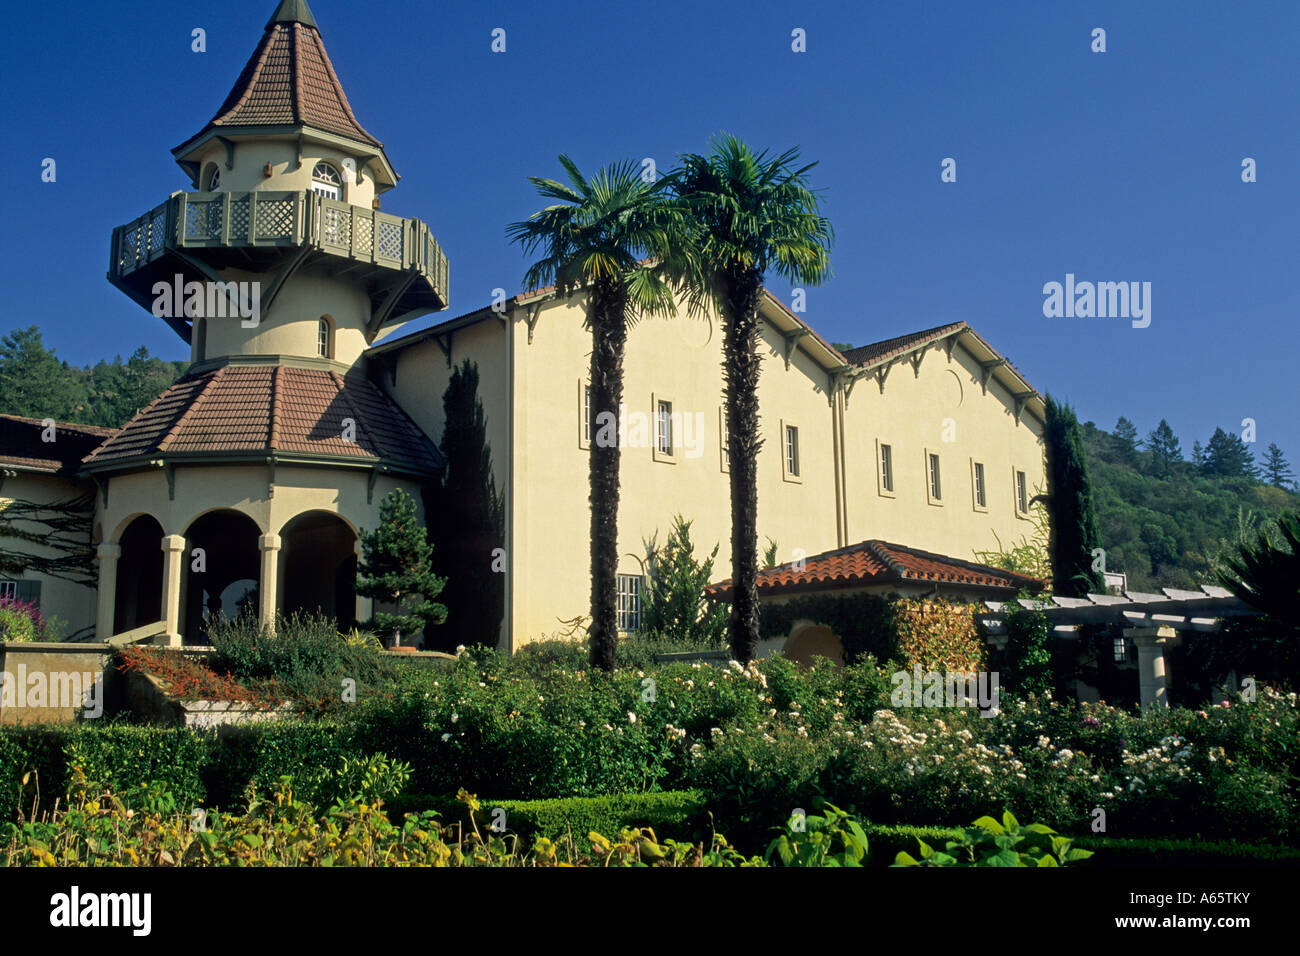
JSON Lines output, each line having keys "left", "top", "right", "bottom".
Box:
{"left": 841, "top": 340, "right": 1047, "bottom": 560}
{"left": 0, "top": 473, "right": 97, "bottom": 639}
{"left": 192, "top": 140, "right": 378, "bottom": 208}
{"left": 501, "top": 293, "right": 841, "bottom": 649}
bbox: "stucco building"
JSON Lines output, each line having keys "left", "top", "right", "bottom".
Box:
{"left": 1, "top": 0, "right": 1048, "bottom": 651}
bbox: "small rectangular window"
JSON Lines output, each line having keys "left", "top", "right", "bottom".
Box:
{"left": 617, "top": 574, "right": 643, "bottom": 632}
{"left": 785, "top": 425, "right": 800, "bottom": 477}
{"left": 657, "top": 400, "right": 673, "bottom": 455}
{"left": 928, "top": 453, "right": 942, "bottom": 501}
{"left": 880, "top": 443, "right": 894, "bottom": 493}
{"left": 0, "top": 581, "right": 17, "bottom": 601}
{"left": 973, "top": 462, "right": 987, "bottom": 509}
{"left": 1113, "top": 635, "right": 1128, "bottom": 663}
{"left": 1016, "top": 470, "right": 1029, "bottom": 514}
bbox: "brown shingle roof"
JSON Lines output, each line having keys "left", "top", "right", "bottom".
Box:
{"left": 82, "top": 366, "right": 442, "bottom": 474}
{"left": 188, "top": 3, "right": 382, "bottom": 148}
{"left": 706, "top": 539, "right": 1046, "bottom": 599}
{"left": 841, "top": 322, "right": 967, "bottom": 367}
{"left": 0, "top": 415, "right": 117, "bottom": 476}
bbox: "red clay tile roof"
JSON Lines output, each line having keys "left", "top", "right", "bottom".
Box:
{"left": 188, "top": 5, "right": 382, "bottom": 148}
{"left": 0, "top": 415, "right": 117, "bottom": 476}
{"left": 706, "top": 540, "right": 1046, "bottom": 598}
{"left": 82, "top": 365, "right": 442, "bottom": 474}
{"left": 840, "top": 323, "right": 967, "bottom": 367}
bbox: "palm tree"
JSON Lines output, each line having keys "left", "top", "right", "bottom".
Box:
{"left": 672, "top": 135, "right": 833, "bottom": 662}
{"left": 508, "top": 156, "right": 689, "bottom": 669}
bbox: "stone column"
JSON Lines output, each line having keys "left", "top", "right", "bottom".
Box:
{"left": 160, "top": 534, "right": 187, "bottom": 647}
{"left": 259, "top": 533, "right": 281, "bottom": 632}
{"left": 1126, "top": 625, "right": 1175, "bottom": 708}
{"left": 95, "top": 543, "right": 121, "bottom": 640}
{"left": 353, "top": 538, "right": 371, "bottom": 628}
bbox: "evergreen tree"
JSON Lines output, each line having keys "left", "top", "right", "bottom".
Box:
{"left": 1261, "top": 443, "right": 1295, "bottom": 489}
{"left": 1145, "top": 419, "right": 1183, "bottom": 478}
{"left": 640, "top": 515, "right": 727, "bottom": 645}
{"left": 1192, "top": 440, "right": 1206, "bottom": 471}
{"left": 1113, "top": 416, "right": 1140, "bottom": 465}
{"left": 0, "top": 326, "right": 82, "bottom": 420}
{"left": 1045, "top": 395, "right": 1105, "bottom": 596}
{"left": 356, "top": 488, "right": 448, "bottom": 648}
{"left": 427, "top": 360, "right": 505, "bottom": 651}
{"left": 1202, "top": 427, "right": 1259, "bottom": 481}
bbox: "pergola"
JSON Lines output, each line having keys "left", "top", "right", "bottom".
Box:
{"left": 978, "top": 586, "right": 1258, "bottom": 707}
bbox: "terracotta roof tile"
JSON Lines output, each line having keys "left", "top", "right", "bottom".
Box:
{"left": 0, "top": 415, "right": 117, "bottom": 476}
{"left": 706, "top": 540, "right": 1046, "bottom": 598}
{"left": 189, "top": 14, "right": 381, "bottom": 148}
{"left": 82, "top": 365, "right": 442, "bottom": 474}
{"left": 841, "top": 323, "right": 968, "bottom": 367}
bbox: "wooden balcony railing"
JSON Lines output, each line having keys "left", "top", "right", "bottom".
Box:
{"left": 110, "top": 190, "right": 449, "bottom": 306}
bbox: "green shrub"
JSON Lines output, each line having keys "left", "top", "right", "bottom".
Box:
{"left": 391, "top": 790, "right": 710, "bottom": 842}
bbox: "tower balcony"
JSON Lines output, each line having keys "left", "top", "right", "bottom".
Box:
{"left": 108, "top": 190, "right": 449, "bottom": 342}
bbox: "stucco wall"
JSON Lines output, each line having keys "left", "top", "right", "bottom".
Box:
{"left": 0, "top": 472, "right": 97, "bottom": 639}
{"left": 841, "top": 340, "right": 1047, "bottom": 559}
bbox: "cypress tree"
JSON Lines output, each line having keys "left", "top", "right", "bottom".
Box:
{"left": 1045, "top": 395, "right": 1105, "bottom": 596}
{"left": 427, "top": 360, "right": 505, "bottom": 651}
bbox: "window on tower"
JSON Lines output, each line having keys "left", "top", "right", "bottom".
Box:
{"left": 318, "top": 317, "right": 333, "bottom": 358}
{"left": 204, "top": 164, "right": 221, "bottom": 192}
{"left": 312, "top": 162, "right": 342, "bottom": 200}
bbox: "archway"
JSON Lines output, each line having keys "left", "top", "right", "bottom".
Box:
{"left": 783, "top": 623, "right": 845, "bottom": 668}
{"left": 280, "top": 511, "right": 357, "bottom": 629}
{"left": 113, "top": 515, "right": 165, "bottom": 634}
{"left": 182, "top": 510, "right": 262, "bottom": 643}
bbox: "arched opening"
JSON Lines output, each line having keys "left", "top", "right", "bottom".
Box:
{"left": 203, "top": 162, "right": 222, "bottom": 192}
{"left": 782, "top": 623, "right": 845, "bottom": 668}
{"left": 280, "top": 511, "right": 356, "bottom": 629}
{"left": 311, "top": 161, "right": 342, "bottom": 200}
{"left": 113, "top": 515, "right": 165, "bottom": 634}
{"left": 316, "top": 315, "right": 333, "bottom": 359}
{"left": 182, "top": 510, "right": 262, "bottom": 643}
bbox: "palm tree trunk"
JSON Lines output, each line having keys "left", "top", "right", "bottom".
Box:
{"left": 722, "top": 268, "right": 765, "bottom": 662}
{"left": 589, "top": 280, "right": 626, "bottom": 670}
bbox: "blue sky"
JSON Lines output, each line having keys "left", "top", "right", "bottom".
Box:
{"left": 3, "top": 0, "right": 1297, "bottom": 462}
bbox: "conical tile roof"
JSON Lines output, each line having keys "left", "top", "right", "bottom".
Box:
{"left": 183, "top": 0, "right": 382, "bottom": 148}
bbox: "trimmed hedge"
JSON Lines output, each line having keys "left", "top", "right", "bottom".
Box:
{"left": 869, "top": 822, "right": 1300, "bottom": 869}
{"left": 385, "top": 790, "right": 710, "bottom": 842}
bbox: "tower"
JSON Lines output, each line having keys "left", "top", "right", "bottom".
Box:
{"left": 90, "top": 0, "right": 447, "bottom": 645}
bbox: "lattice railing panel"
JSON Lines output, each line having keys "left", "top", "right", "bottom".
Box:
{"left": 255, "top": 199, "right": 294, "bottom": 239}
{"left": 377, "top": 220, "right": 403, "bottom": 259}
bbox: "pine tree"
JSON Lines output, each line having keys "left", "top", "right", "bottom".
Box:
{"left": 1261, "top": 443, "right": 1295, "bottom": 489}
{"left": 356, "top": 488, "right": 447, "bottom": 647}
{"left": 427, "top": 360, "right": 505, "bottom": 651}
{"left": 0, "top": 326, "right": 82, "bottom": 420}
{"left": 1045, "top": 395, "right": 1105, "bottom": 596}
{"left": 1145, "top": 419, "right": 1183, "bottom": 478}
{"left": 1112, "top": 416, "right": 1140, "bottom": 465}
{"left": 1202, "top": 427, "right": 1259, "bottom": 481}
{"left": 1192, "top": 440, "right": 1206, "bottom": 471}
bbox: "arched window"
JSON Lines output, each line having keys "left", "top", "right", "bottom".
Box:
{"left": 204, "top": 163, "right": 222, "bottom": 192}
{"left": 311, "top": 162, "right": 342, "bottom": 200}
{"left": 317, "top": 316, "right": 333, "bottom": 358}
